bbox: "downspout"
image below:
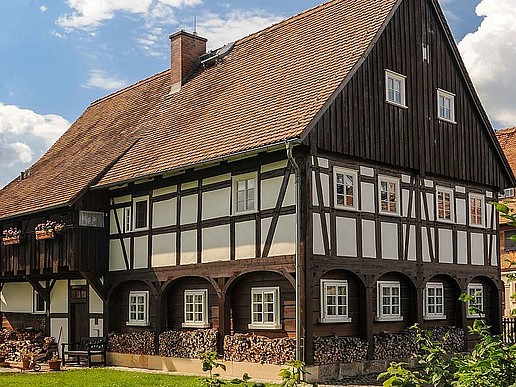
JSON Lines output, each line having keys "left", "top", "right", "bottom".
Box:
{"left": 285, "top": 139, "right": 303, "bottom": 361}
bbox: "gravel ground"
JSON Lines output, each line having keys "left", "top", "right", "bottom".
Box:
{"left": 321, "top": 373, "right": 382, "bottom": 386}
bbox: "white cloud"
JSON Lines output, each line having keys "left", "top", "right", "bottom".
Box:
{"left": 458, "top": 0, "right": 516, "bottom": 127}
{"left": 40, "top": 5, "right": 48, "bottom": 12}
{"left": 82, "top": 69, "right": 128, "bottom": 90}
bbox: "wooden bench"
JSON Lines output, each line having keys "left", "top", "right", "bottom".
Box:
{"left": 61, "top": 337, "right": 107, "bottom": 367}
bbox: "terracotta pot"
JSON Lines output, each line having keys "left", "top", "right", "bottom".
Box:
{"left": 48, "top": 360, "right": 61, "bottom": 371}
{"left": 35, "top": 230, "right": 55, "bottom": 240}
{"left": 2, "top": 236, "right": 21, "bottom": 245}
{"left": 21, "top": 358, "right": 30, "bottom": 369}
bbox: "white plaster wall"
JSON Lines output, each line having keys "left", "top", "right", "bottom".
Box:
{"left": 471, "top": 233, "right": 484, "bottom": 265}
{"left": 50, "top": 280, "right": 68, "bottom": 314}
{"left": 402, "top": 189, "right": 410, "bottom": 217}
{"left": 401, "top": 174, "right": 411, "bottom": 183}
{"left": 408, "top": 225, "right": 416, "bottom": 261}
{"left": 362, "top": 220, "right": 376, "bottom": 258}
{"left": 203, "top": 173, "right": 231, "bottom": 186}
{"left": 261, "top": 177, "right": 282, "bottom": 210}
{"left": 438, "top": 229, "right": 453, "bottom": 263}
{"left": 284, "top": 176, "right": 296, "bottom": 207}
{"left": 181, "top": 194, "right": 198, "bottom": 225}
{"left": 182, "top": 181, "right": 198, "bottom": 190}
{"left": 261, "top": 214, "right": 296, "bottom": 256}
{"left": 336, "top": 217, "right": 357, "bottom": 257}
{"left": 114, "top": 195, "right": 131, "bottom": 204}
{"left": 181, "top": 230, "right": 197, "bottom": 265}
{"left": 70, "top": 279, "right": 86, "bottom": 286}
{"left": 381, "top": 222, "right": 398, "bottom": 260}
{"left": 457, "top": 231, "right": 468, "bottom": 264}
{"left": 110, "top": 208, "right": 124, "bottom": 234}
{"left": 51, "top": 318, "right": 68, "bottom": 355}
{"left": 109, "top": 238, "right": 129, "bottom": 271}
{"left": 134, "top": 236, "right": 148, "bottom": 269}
{"left": 491, "top": 236, "right": 498, "bottom": 266}
{"left": 0, "top": 283, "right": 32, "bottom": 313}
{"left": 153, "top": 198, "right": 177, "bottom": 228}
{"left": 422, "top": 227, "right": 433, "bottom": 262}
{"left": 426, "top": 193, "right": 434, "bottom": 221}
{"left": 261, "top": 160, "right": 287, "bottom": 173}
{"left": 317, "top": 157, "right": 329, "bottom": 168}
{"left": 486, "top": 203, "right": 493, "bottom": 229}
{"left": 235, "top": 221, "right": 255, "bottom": 259}
{"left": 202, "top": 225, "right": 230, "bottom": 262}
{"left": 361, "top": 182, "right": 375, "bottom": 213}
{"left": 89, "top": 286, "right": 103, "bottom": 314}
{"left": 456, "top": 198, "right": 466, "bottom": 225}
{"left": 153, "top": 186, "right": 177, "bottom": 197}
{"left": 360, "top": 166, "right": 374, "bottom": 177}
{"left": 90, "top": 318, "right": 103, "bottom": 337}
{"left": 424, "top": 179, "right": 434, "bottom": 188}
{"left": 152, "top": 233, "right": 176, "bottom": 267}
{"left": 320, "top": 173, "right": 330, "bottom": 207}
{"left": 202, "top": 188, "right": 230, "bottom": 220}
{"left": 312, "top": 213, "right": 325, "bottom": 255}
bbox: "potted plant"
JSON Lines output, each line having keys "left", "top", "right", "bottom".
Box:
{"left": 20, "top": 349, "right": 32, "bottom": 369}
{"left": 35, "top": 221, "right": 65, "bottom": 241}
{"left": 2, "top": 227, "right": 22, "bottom": 245}
{"left": 48, "top": 354, "right": 61, "bottom": 371}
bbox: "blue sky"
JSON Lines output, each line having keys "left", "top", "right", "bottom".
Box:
{"left": 0, "top": 0, "right": 513, "bottom": 188}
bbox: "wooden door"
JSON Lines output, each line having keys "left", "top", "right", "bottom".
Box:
{"left": 70, "top": 286, "right": 89, "bottom": 342}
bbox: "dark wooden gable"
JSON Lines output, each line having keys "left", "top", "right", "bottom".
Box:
{"left": 305, "top": 0, "right": 513, "bottom": 190}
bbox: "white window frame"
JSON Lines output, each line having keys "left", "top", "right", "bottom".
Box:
{"left": 378, "top": 175, "right": 401, "bottom": 216}
{"left": 248, "top": 287, "right": 281, "bottom": 330}
{"left": 424, "top": 282, "right": 446, "bottom": 320}
{"left": 233, "top": 172, "right": 258, "bottom": 215}
{"left": 123, "top": 206, "right": 132, "bottom": 233}
{"left": 377, "top": 281, "right": 402, "bottom": 321}
{"left": 333, "top": 167, "right": 358, "bottom": 211}
{"left": 437, "top": 89, "right": 456, "bottom": 123}
{"left": 469, "top": 193, "right": 485, "bottom": 228}
{"left": 33, "top": 291, "right": 46, "bottom": 314}
{"left": 436, "top": 186, "right": 454, "bottom": 223}
{"left": 385, "top": 70, "right": 407, "bottom": 108}
{"left": 501, "top": 188, "right": 515, "bottom": 199}
{"left": 132, "top": 196, "right": 149, "bottom": 231}
{"left": 467, "top": 283, "right": 484, "bottom": 318}
{"left": 182, "top": 289, "right": 210, "bottom": 328}
{"left": 320, "top": 280, "right": 351, "bottom": 323}
{"left": 79, "top": 210, "right": 105, "bottom": 228}
{"left": 127, "top": 290, "right": 150, "bottom": 326}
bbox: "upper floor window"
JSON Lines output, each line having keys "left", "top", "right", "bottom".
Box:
{"left": 436, "top": 187, "right": 454, "bottom": 222}
{"left": 377, "top": 281, "right": 402, "bottom": 321}
{"left": 424, "top": 282, "right": 445, "bottom": 320}
{"left": 385, "top": 70, "right": 406, "bottom": 107}
{"left": 79, "top": 211, "right": 105, "bottom": 228}
{"left": 379, "top": 176, "right": 400, "bottom": 215}
{"left": 233, "top": 173, "right": 257, "bottom": 214}
{"left": 183, "top": 289, "right": 209, "bottom": 328}
{"left": 469, "top": 194, "right": 484, "bottom": 227}
{"left": 320, "top": 280, "right": 351, "bottom": 323}
{"left": 505, "top": 230, "right": 516, "bottom": 252}
{"left": 333, "top": 167, "right": 358, "bottom": 210}
{"left": 249, "top": 287, "right": 281, "bottom": 329}
{"left": 437, "top": 89, "right": 456, "bottom": 123}
{"left": 33, "top": 291, "right": 46, "bottom": 314}
{"left": 128, "top": 290, "right": 149, "bottom": 326}
{"left": 501, "top": 188, "right": 515, "bottom": 199}
{"left": 132, "top": 196, "right": 149, "bottom": 231}
{"left": 467, "top": 283, "right": 484, "bottom": 318}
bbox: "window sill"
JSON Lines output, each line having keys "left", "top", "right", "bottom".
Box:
{"left": 334, "top": 205, "right": 359, "bottom": 212}
{"left": 378, "top": 211, "right": 401, "bottom": 217}
{"left": 232, "top": 210, "right": 258, "bottom": 217}
{"left": 438, "top": 117, "right": 457, "bottom": 125}
{"left": 436, "top": 218, "right": 454, "bottom": 224}
{"left": 126, "top": 321, "right": 150, "bottom": 327}
{"left": 248, "top": 323, "right": 282, "bottom": 330}
{"left": 182, "top": 322, "right": 210, "bottom": 329}
{"left": 423, "top": 315, "right": 447, "bottom": 321}
{"left": 375, "top": 316, "right": 403, "bottom": 322}
{"left": 386, "top": 100, "right": 408, "bottom": 109}
{"left": 319, "top": 317, "right": 352, "bottom": 323}
{"left": 467, "top": 314, "right": 485, "bottom": 319}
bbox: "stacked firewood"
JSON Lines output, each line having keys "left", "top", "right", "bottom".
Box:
{"left": 107, "top": 331, "right": 155, "bottom": 355}
{"left": 428, "top": 326, "right": 465, "bottom": 353}
{"left": 0, "top": 328, "right": 47, "bottom": 361}
{"left": 223, "top": 333, "right": 295, "bottom": 364}
{"left": 373, "top": 330, "right": 418, "bottom": 360}
{"left": 158, "top": 329, "right": 218, "bottom": 358}
{"left": 313, "top": 336, "right": 368, "bottom": 365}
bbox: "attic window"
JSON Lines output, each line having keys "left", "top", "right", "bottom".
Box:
{"left": 385, "top": 70, "right": 407, "bottom": 108}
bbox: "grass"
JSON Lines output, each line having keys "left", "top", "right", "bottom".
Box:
{"left": 0, "top": 368, "right": 280, "bottom": 386}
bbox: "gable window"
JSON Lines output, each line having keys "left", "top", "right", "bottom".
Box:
{"left": 501, "top": 188, "right": 515, "bottom": 199}
{"left": 437, "top": 89, "right": 455, "bottom": 123}
{"left": 505, "top": 230, "right": 516, "bottom": 252}
{"left": 436, "top": 187, "right": 454, "bottom": 222}
{"left": 424, "top": 282, "right": 445, "bottom": 320}
{"left": 127, "top": 291, "right": 149, "bottom": 326}
{"left": 379, "top": 176, "right": 400, "bottom": 215}
{"left": 79, "top": 211, "right": 105, "bottom": 228}
{"left": 233, "top": 173, "right": 257, "bottom": 214}
{"left": 334, "top": 167, "right": 358, "bottom": 210}
{"left": 377, "top": 281, "right": 402, "bottom": 321}
{"left": 183, "top": 289, "right": 209, "bottom": 328}
{"left": 249, "top": 287, "right": 281, "bottom": 329}
{"left": 320, "top": 280, "right": 351, "bottom": 323}
{"left": 33, "top": 291, "right": 46, "bottom": 314}
{"left": 133, "top": 197, "right": 149, "bottom": 231}
{"left": 469, "top": 194, "right": 484, "bottom": 227}
{"left": 385, "top": 70, "right": 406, "bottom": 107}
{"left": 467, "top": 283, "right": 484, "bottom": 318}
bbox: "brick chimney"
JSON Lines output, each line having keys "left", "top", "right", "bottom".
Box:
{"left": 169, "top": 30, "right": 207, "bottom": 94}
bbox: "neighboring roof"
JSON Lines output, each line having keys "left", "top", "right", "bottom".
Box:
{"left": 0, "top": 0, "right": 400, "bottom": 220}
{"left": 496, "top": 127, "right": 516, "bottom": 224}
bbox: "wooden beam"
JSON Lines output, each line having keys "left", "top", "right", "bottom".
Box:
{"left": 80, "top": 271, "right": 107, "bottom": 303}
{"left": 25, "top": 276, "right": 50, "bottom": 305}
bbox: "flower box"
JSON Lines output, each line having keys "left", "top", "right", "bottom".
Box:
{"left": 2, "top": 236, "right": 21, "bottom": 246}
{"left": 36, "top": 230, "right": 55, "bottom": 240}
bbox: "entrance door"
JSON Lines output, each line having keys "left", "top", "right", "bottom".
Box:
{"left": 70, "top": 285, "right": 89, "bottom": 342}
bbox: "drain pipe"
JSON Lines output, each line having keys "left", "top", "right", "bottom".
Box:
{"left": 286, "top": 139, "right": 303, "bottom": 361}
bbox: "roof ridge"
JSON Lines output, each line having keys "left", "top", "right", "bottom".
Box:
{"left": 496, "top": 127, "right": 516, "bottom": 136}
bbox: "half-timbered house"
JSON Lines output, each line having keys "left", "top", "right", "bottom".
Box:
{"left": 0, "top": 0, "right": 514, "bottom": 381}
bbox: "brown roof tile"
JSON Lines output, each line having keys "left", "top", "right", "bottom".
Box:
{"left": 496, "top": 128, "right": 516, "bottom": 223}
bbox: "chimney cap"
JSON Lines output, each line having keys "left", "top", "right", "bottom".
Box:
{"left": 169, "top": 29, "right": 207, "bottom": 42}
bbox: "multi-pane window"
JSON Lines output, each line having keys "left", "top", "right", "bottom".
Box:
{"left": 133, "top": 197, "right": 149, "bottom": 230}
{"left": 424, "top": 282, "right": 445, "bottom": 319}
{"left": 334, "top": 168, "right": 357, "bottom": 210}
{"left": 183, "top": 289, "right": 209, "bottom": 328}
{"left": 79, "top": 211, "right": 105, "bottom": 227}
{"left": 437, "top": 89, "right": 455, "bottom": 122}
{"left": 33, "top": 291, "right": 46, "bottom": 314}
{"left": 385, "top": 70, "right": 406, "bottom": 107}
{"left": 124, "top": 207, "right": 132, "bottom": 232}
{"left": 469, "top": 194, "right": 484, "bottom": 226}
{"left": 467, "top": 283, "right": 484, "bottom": 318}
{"left": 128, "top": 291, "right": 149, "bottom": 326}
{"left": 377, "top": 281, "right": 402, "bottom": 321}
{"left": 379, "top": 176, "right": 399, "bottom": 215}
{"left": 505, "top": 230, "right": 516, "bottom": 252}
{"left": 320, "top": 280, "right": 351, "bottom": 323}
{"left": 234, "top": 173, "right": 257, "bottom": 214}
{"left": 249, "top": 287, "right": 280, "bottom": 329}
{"left": 436, "top": 187, "right": 453, "bottom": 221}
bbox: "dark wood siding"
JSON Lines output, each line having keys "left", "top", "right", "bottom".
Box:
{"left": 307, "top": 0, "right": 510, "bottom": 190}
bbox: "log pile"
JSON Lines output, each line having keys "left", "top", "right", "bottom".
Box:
{"left": 0, "top": 328, "right": 47, "bottom": 361}
{"left": 313, "top": 336, "right": 368, "bottom": 365}
{"left": 159, "top": 329, "right": 218, "bottom": 358}
{"left": 373, "top": 330, "right": 418, "bottom": 360}
{"left": 223, "top": 333, "right": 295, "bottom": 364}
{"left": 107, "top": 331, "right": 155, "bottom": 355}
{"left": 428, "top": 326, "right": 465, "bottom": 353}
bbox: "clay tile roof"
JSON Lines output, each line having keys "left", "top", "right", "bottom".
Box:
{"left": 0, "top": 0, "right": 398, "bottom": 220}
{"left": 496, "top": 127, "right": 516, "bottom": 224}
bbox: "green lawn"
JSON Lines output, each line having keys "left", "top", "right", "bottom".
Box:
{"left": 0, "top": 368, "right": 280, "bottom": 386}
